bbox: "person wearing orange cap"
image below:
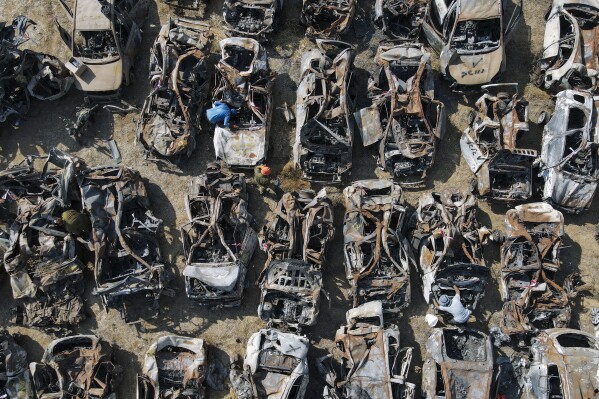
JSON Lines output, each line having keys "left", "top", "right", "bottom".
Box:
{"left": 254, "top": 164, "right": 273, "bottom": 195}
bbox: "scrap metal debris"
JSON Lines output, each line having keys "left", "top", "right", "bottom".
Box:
{"left": 294, "top": 40, "right": 355, "bottom": 183}
{"left": 300, "top": 0, "right": 356, "bottom": 39}
{"left": 422, "top": 328, "right": 493, "bottom": 399}
{"left": 536, "top": 0, "right": 599, "bottom": 92}
{"left": 343, "top": 180, "right": 414, "bottom": 315}
{"left": 374, "top": 0, "right": 427, "bottom": 39}
{"left": 0, "top": 329, "right": 32, "bottom": 399}
{"left": 230, "top": 328, "right": 310, "bottom": 399}
{"left": 30, "top": 335, "right": 119, "bottom": 398}
{"left": 223, "top": 0, "right": 283, "bottom": 41}
{"left": 258, "top": 189, "right": 333, "bottom": 329}
{"left": 355, "top": 43, "right": 445, "bottom": 185}
{"left": 213, "top": 37, "right": 275, "bottom": 167}
{"left": 318, "top": 301, "right": 415, "bottom": 399}
{"left": 181, "top": 163, "right": 258, "bottom": 306}
{"left": 461, "top": 83, "right": 537, "bottom": 201}
{"left": 408, "top": 190, "right": 494, "bottom": 317}
{"left": 539, "top": 89, "right": 599, "bottom": 213}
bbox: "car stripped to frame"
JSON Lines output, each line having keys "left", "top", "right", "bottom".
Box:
{"left": 318, "top": 301, "right": 415, "bottom": 399}
{"left": 222, "top": 0, "right": 283, "bottom": 41}
{"left": 539, "top": 89, "right": 599, "bottom": 212}
{"left": 422, "top": 0, "right": 522, "bottom": 90}
{"left": 299, "top": 0, "right": 355, "bottom": 39}
{"left": 343, "top": 180, "right": 414, "bottom": 316}
{"left": 535, "top": 0, "right": 599, "bottom": 92}
{"left": 294, "top": 40, "right": 355, "bottom": 183}
{"left": 136, "top": 17, "right": 213, "bottom": 163}
{"left": 374, "top": 0, "right": 428, "bottom": 39}
{"left": 258, "top": 189, "right": 333, "bottom": 329}
{"left": 461, "top": 83, "right": 536, "bottom": 201}
{"left": 408, "top": 190, "right": 493, "bottom": 316}
{"left": 213, "top": 37, "right": 275, "bottom": 167}
{"left": 181, "top": 164, "right": 258, "bottom": 307}
{"left": 355, "top": 43, "right": 445, "bottom": 185}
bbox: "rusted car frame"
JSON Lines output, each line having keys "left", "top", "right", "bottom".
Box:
{"left": 343, "top": 180, "right": 414, "bottom": 316}
{"left": 30, "top": 335, "right": 118, "bottom": 399}
{"left": 136, "top": 18, "right": 213, "bottom": 163}
{"left": 408, "top": 190, "right": 492, "bottom": 315}
{"left": 319, "top": 301, "right": 415, "bottom": 399}
{"left": 0, "top": 330, "right": 32, "bottom": 399}
{"left": 300, "top": 0, "right": 355, "bottom": 39}
{"left": 539, "top": 89, "right": 599, "bottom": 212}
{"left": 536, "top": 0, "right": 599, "bottom": 92}
{"left": 422, "top": 0, "right": 522, "bottom": 90}
{"left": 137, "top": 335, "right": 208, "bottom": 398}
{"left": 294, "top": 40, "right": 355, "bottom": 183}
{"left": 223, "top": 0, "right": 283, "bottom": 41}
{"left": 374, "top": 0, "right": 428, "bottom": 39}
{"left": 258, "top": 189, "right": 333, "bottom": 329}
{"left": 461, "top": 83, "right": 536, "bottom": 201}
{"left": 213, "top": 37, "right": 275, "bottom": 167}
{"left": 422, "top": 328, "right": 494, "bottom": 399}
{"left": 181, "top": 164, "right": 258, "bottom": 307}
{"left": 356, "top": 43, "right": 445, "bottom": 185}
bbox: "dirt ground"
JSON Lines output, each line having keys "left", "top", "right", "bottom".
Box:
{"left": 1, "top": 0, "right": 599, "bottom": 398}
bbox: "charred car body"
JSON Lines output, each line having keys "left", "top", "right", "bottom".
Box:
{"left": 136, "top": 18, "right": 213, "bottom": 163}
{"left": 422, "top": 328, "right": 494, "bottom": 399}
{"left": 422, "top": 0, "right": 522, "bottom": 89}
{"left": 536, "top": 0, "right": 599, "bottom": 92}
{"left": 374, "top": 0, "right": 428, "bottom": 39}
{"left": 258, "top": 189, "right": 333, "bottom": 329}
{"left": 343, "top": 180, "right": 414, "bottom": 316}
{"left": 213, "top": 38, "right": 275, "bottom": 167}
{"left": 137, "top": 335, "right": 209, "bottom": 398}
{"left": 499, "top": 203, "right": 575, "bottom": 338}
{"left": 521, "top": 328, "right": 599, "bottom": 399}
{"left": 408, "top": 190, "right": 492, "bottom": 315}
{"left": 79, "top": 164, "right": 170, "bottom": 321}
{"left": 2, "top": 150, "right": 87, "bottom": 328}
{"left": 319, "top": 301, "right": 415, "bottom": 399}
{"left": 0, "top": 330, "right": 32, "bottom": 399}
{"left": 356, "top": 43, "right": 445, "bottom": 184}
{"left": 181, "top": 164, "right": 258, "bottom": 307}
{"left": 299, "top": 0, "right": 355, "bottom": 39}
{"left": 294, "top": 40, "right": 355, "bottom": 183}
{"left": 30, "top": 335, "right": 119, "bottom": 399}
{"left": 461, "top": 84, "right": 536, "bottom": 201}
{"left": 539, "top": 89, "right": 599, "bottom": 212}
{"left": 230, "top": 328, "right": 310, "bottom": 399}
{"left": 223, "top": 0, "right": 283, "bottom": 41}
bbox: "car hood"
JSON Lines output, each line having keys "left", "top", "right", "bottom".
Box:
{"left": 74, "top": 60, "right": 122, "bottom": 92}
{"left": 444, "top": 47, "right": 504, "bottom": 86}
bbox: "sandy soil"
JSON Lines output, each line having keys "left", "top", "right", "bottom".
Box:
{"left": 1, "top": 0, "right": 598, "bottom": 398}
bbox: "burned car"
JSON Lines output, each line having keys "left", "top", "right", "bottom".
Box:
{"left": 422, "top": 328, "right": 494, "bottom": 399}
{"left": 319, "top": 301, "right": 415, "bottom": 399}
{"left": 521, "top": 328, "right": 599, "bottom": 399}
{"left": 136, "top": 18, "right": 213, "bottom": 163}
{"left": 299, "top": 0, "right": 355, "bottom": 39}
{"left": 64, "top": 0, "right": 142, "bottom": 101}
{"left": 0, "top": 330, "right": 32, "bottom": 399}
{"left": 499, "top": 203, "right": 576, "bottom": 338}
{"left": 212, "top": 38, "right": 275, "bottom": 167}
{"left": 30, "top": 335, "right": 119, "bottom": 399}
{"left": 461, "top": 84, "right": 537, "bottom": 201}
{"left": 408, "top": 190, "right": 493, "bottom": 316}
{"left": 536, "top": 0, "right": 599, "bottom": 92}
{"left": 422, "top": 0, "right": 522, "bottom": 89}
{"left": 79, "top": 164, "right": 171, "bottom": 321}
{"left": 258, "top": 189, "right": 333, "bottom": 329}
{"left": 294, "top": 40, "right": 355, "bottom": 183}
{"left": 539, "top": 89, "right": 599, "bottom": 212}
{"left": 2, "top": 150, "right": 87, "bottom": 328}
{"left": 181, "top": 163, "right": 258, "bottom": 307}
{"left": 137, "top": 335, "right": 209, "bottom": 398}
{"left": 223, "top": 0, "right": 283, "bottom": 41}
{"left": 230, "top": 328, "right": 310, "bottom": 399}
{"left": 343, "top": 180, "right": 414, "bottom": 315}
{"left": 374, "top": 0, "right": 427, "bottom": 39}
{"left": 355, "top": 43, "right": 445, "bottom": 184}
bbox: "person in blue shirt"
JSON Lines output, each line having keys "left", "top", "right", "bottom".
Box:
{"left": 207, "top": 101, "right": 238, "bottom": 127}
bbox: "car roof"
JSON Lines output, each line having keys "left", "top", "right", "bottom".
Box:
{"left": 75, "top": 0, "right": 113, "bottom": 31}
